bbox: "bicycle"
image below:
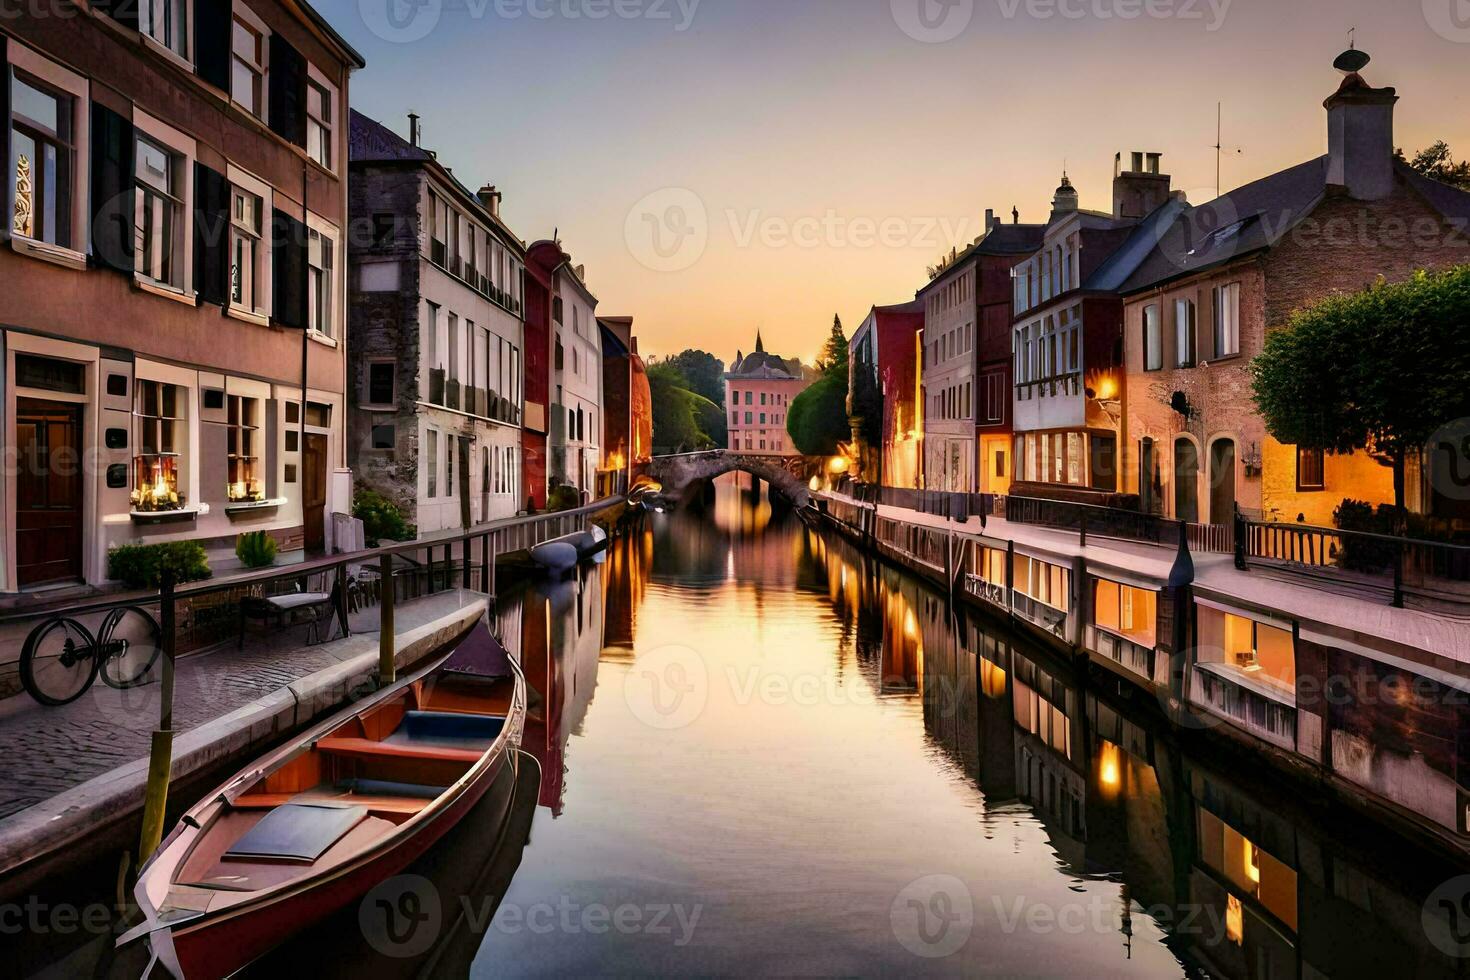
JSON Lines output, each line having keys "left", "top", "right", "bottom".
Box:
{"left": 19, "top": 606, "right": 165, "bottom": 707}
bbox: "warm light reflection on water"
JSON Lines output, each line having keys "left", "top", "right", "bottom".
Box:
{"left": 470, "top": 473, "right": 1470, "bottom": 979}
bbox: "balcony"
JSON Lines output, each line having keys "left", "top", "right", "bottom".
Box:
{"left": 1190, "top": 663, "right": 1296, "bottom": 751}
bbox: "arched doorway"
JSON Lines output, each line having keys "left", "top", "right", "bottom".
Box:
{"left": 1174, "top": 438, "right": 1199, "bottom": 524}
{"left": 1209, "top": 438, "right": 1237, "bottom": 525}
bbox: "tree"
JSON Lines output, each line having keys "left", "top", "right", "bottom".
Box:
{"left": 648, "top": 362, "right": 706, "bottom": 453}
{"left": 788, "top": 373, "right": 851, "bottom": 456}
{"left": 665, "top": 350, "right": 726, "bottom": 407}
{"left": 818, "top": 315, "right": 848, "bottom": 373}
{"left": 1395, "top": 141, "right": 1470, "bottom": 191}
{"left": 1250, "top": 265, "right": 1470, "bottom": 520}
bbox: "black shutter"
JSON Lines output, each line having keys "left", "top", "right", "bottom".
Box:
{"left": 193, "top": 163, "right": 230, "bottom": 306}
{"left": 272, "top": 211, "right": 307, "bottom": 328}
{"left": 90, "top": 103, "right": 135, "bottom": 274}
{"left": 2, "top": 38, "right": 9, "bottom": 239}
{"left": 194, "top": 0, "right": 233, "bottom": 92}
{"left": 92, "top": 0, "right": 140, "bottom": 30}
{"left": 267, "top": 35, "right": 306, "bottom": 147}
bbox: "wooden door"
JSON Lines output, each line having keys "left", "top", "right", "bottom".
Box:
{"left": 1209, "top": 438, "right": 1237, "bottom": 525}
{"left": 16, "top": 399, "right": 84, "bottom": 587}
{"left": 1174, "top": 439, "right": 1199, "bottom": 524}
{"left": 303, "top": 433, "right": 328, "bottom": 552}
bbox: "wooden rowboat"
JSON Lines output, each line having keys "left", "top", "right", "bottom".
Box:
{"left": 119, "top": 621, "right": 526, "bottom": 979}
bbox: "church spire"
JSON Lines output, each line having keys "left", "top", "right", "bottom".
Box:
{"left": 755, "top": 330, "right": 765, "bottom": 354}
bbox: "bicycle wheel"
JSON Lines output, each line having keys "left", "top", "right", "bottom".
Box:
{"left": 19, "top": 617, "right": 100, "bottom": 707}
{"left": 98, "top": 605, "right": 164, "bottom": 689}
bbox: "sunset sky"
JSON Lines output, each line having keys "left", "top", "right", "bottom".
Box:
{"left": 337, "top": 0, "right": 1470, "bottom": 366}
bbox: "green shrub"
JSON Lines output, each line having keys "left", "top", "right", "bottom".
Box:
{"left": 547, "top": 484, "right": 580, "bottom": 513}
{"left": 1332, "top": 499, "right": 1456, "bottom": 572}
{"left": 107, "top": 541, "right": 212, "bottom": 590}
{"left": 354, "top": 489, "right": 415, "bottom": 546}
{"left": 234, "top": 531, "right": 278, "bottom": 569}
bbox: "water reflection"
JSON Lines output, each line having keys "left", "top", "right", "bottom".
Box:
{"left": 339, "top": 471, "right": 1470, "bottom": 978}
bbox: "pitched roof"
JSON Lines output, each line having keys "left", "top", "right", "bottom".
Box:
{"left": 349, "top": 110, "right": 433, "bottom": 163}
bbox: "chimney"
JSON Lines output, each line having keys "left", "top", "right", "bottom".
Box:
{"left": 408, "top": 112, "right": 420, "bottom": 147}
{"left": 477, "top": 184, "right": 502, "bottom": 217}
{"left": 1325, "top": 67, "right": 1397, "bottom": 201}
{"left": 574, "top": 264, "right": 586, "bottom": 282}
{"left": 985, "top": 208, "right": 1000, "bottom": 233}
{"left": 1112, "top": 151, "right": 1172, "bottom": 219}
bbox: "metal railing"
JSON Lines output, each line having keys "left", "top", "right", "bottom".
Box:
{"left": 1236, "top": 513, "right": 1470, "bottom": 607}
{"left": 1005, "top": 495, "right": 1184, "bottom": 548}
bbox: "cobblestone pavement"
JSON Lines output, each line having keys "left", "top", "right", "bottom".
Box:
{"left": 0, "top": 591, "right": 483, "bottom": 821}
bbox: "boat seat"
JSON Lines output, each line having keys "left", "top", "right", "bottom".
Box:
{"left": 385, "top": 710, "right": 505, "bottom": 749}
{"left": 224, "top": 803, "right": 368, "bottom": 863}
{"left": 315, "top": 736, "right": 484, "bottom": 764}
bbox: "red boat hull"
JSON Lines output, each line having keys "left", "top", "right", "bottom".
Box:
{"left": 170, "top": 751, "right": 509, "bottom": 979}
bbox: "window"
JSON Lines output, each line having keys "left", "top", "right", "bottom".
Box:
{"left": 308, "top": 226, "right": 335, "bottom": 337}
{"left": 230, "top": 186, "right": 263, "bottom": 311}
{"left": 1213, "top": 282, "right": 1241, "bottom": 358}
{"left": 231, "top": 14, "right": 265, "bottom": 118}
{"left": 367, "top": 361, "right": 395, "bottom": 406}
{"left": 135, "top": 136, "right": 184, "bottom": 288}
{"left": 226, "top": 395, "right": 262, "bottom": 502}
{"left": 446, "top": 438, "right": 454, "bottom": 497}
{"left": 1094, "top": 579, "right": 1157, "bottom": 647}
{"left": 371, "top": 424, "right": 395, "bottom": 451}
{"left": 1142, "top": 304, "right": 1162, "bottom": 371}
{"left": 1297, "top": 447, "right": 1324, "bottom": 491}
{"left": 1175, "top": 299, "right": 1196, "bottom": 367}
{"left": 426, "top": 430, "right": 438, "bottom": 498}
{"left": 9, "top": 72, "right": 74, "bottom": 248}
{"left": 132, "top": 380, "right": 186, "bottom": 512}
{"left": 141, "top": 0, "right": 190, "bottom": 60}
{"left": 306, "top": 79, "right": 333, "bottom": 169}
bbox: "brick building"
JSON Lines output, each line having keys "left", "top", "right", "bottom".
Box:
{"left": 916, "top": 213, "right": 1044, "bottom": 494}
{"left": 598, "top": 315, "right": 652, "bottom": 497}
{"left": 346, "top": 112, "right": 527, "bottom": 535}
{"left": 1010, "top": 160, "right": 1183, "bottom": 502}
{"left": 1118, "top": 60, "right": 1470, "bottom": 527}
{"left": 849, "top": 300, "right": 923, "bottom": 488}
{"left": 1, "top": 2, "right": 361, "bottom": 592}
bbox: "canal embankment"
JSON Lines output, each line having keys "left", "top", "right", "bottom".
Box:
{"left": 811, "top": 486, "right": 1470, "bottom": 857}
{"left": 0, "top": 591, "right": 488, "bottom": 901}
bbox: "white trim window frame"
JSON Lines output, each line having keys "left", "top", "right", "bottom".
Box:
{"left": 226, "top": 164, "right": 272, "bottom": 320}
{"left": 304, "top": 63, "right": 337, "bottom": 171}
{"left": 231, "top": 5, "right": 269, "bottom": 122}
{"left": 132, "top": 110, "right": 195, "bottom": 295}
{"left": 140, "top": 0, "right": 194, "bottom": 66}
{"left": 305, "top": 211, "right": 340, "bottom": 340}
{"left": 5, "top": 43, "right": 90, "bottom": 265}
{"left": 1142, "top": 303, "right": 1162, "bottom": 372}
{"left": 1213, "top": 281, "right": 1241, "bottom": 358}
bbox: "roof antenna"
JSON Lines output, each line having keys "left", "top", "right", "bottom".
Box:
{"left": 1212, "top": 102, "right": 1244, "bottom": 198}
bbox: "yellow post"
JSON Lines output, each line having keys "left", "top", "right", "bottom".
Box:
{"left": 137, "top": 573, "right": 177, "bottom": 862}
{"left": 379, "top": 552, "right": 396, "bottom": 686}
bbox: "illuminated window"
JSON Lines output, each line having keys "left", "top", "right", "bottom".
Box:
{"left": 1093, "top": 579, "right": 1157, "bottom": 647}
{"left": 226, "top": 395, "right": 262, "bottom": 502}
{"left": 132, "top": 380, "right": 187, "bottom": 512}
{"left": 1297, "top": 447, "right": 1324, "bottom": 491}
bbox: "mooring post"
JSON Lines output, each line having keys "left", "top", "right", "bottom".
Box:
{"left": 137, "top": 571, "right": 177, "bottom": 862}
{"left": 379, "top": 552, "right": 396, "bottom": 686}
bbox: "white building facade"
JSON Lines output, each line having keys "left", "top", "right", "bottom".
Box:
{"left": 550, "top": 264, "right": 602, "bottom": 499}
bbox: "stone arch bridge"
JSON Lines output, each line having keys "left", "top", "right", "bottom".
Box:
{"left": 643, "top": 451, "right": 818, "bottom": 507}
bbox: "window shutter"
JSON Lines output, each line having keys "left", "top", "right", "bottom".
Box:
{"left": 272, "top": 211, "right": 307, "bottom": 327}
{"left": 90, "top": 102, "right": 135, "bottom": 274}
{"left": 2, "top": 37, "right": 9, "bottom": 240}
{"left": 194, "top": 0, "right": 233, "bottom": 92}
{"left": 91, "top": 0, "right": 139, "bottom": 30}
{"left": 267, "top": 35, "right": 306, "bottom": 147}
{"left": 193, "top": 163, "right": 230, "bottom": 305}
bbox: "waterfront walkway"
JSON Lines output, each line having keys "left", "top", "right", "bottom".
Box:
{"left": 0, "top": 590, "right": 489, "bottom": 889}
{"left": 827, "top": 490, "right": 1470, "bottom": 669}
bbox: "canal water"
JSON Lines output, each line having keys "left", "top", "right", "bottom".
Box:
{"left": 460, "top": 474, "right": 1470, "bottom": 978}
{"left": 17, "top": 472, "right": 1470, "bottom": 978}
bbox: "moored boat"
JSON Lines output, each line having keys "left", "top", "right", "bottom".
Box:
{"left": 119, "top": 622, "right": 526, "bottom": 979}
